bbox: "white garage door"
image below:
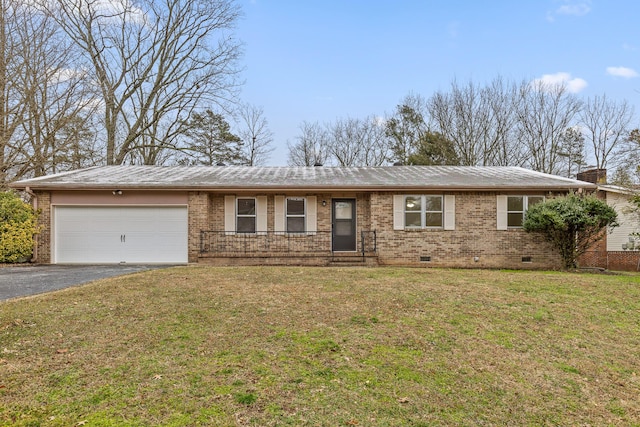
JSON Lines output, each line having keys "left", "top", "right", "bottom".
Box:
{"left": 54, "top": 206, "right": 188, "bottom": 264}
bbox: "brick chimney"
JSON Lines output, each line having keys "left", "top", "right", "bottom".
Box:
{"left": 576, "top": 168, "right": 607, "bottom": 184}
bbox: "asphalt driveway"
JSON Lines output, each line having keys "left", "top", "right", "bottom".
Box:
{"left": 0, "top": 265, "right": 172, "bottom": 301}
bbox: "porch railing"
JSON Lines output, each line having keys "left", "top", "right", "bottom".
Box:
{"left": 199, "top": 230, "right": 376, "bottom": 258}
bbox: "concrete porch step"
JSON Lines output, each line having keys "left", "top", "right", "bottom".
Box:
{"left": 329, "top": 254, "right": 378, "bottom": 267}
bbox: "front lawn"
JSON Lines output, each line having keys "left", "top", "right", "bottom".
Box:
{"left": 1, "top": 267, "right": 639, "bottom": 426}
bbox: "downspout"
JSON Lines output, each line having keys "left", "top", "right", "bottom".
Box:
{"left": 24, "top": 186, "right": 38, "bottom": 262}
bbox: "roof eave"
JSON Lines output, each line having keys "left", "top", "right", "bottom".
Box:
{"left": 9, "top": 183, "right": 597, "bottom": 192}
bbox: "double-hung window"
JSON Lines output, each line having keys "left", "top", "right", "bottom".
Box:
{"left": 507, "top": 196, "right": 544, "bottom": 227}
{"left": 236, "top": 198, "right": 256, "bottom": 233}
{"left": 286, "top": 198, "right": 306, "bottom": 233}
{"left": 404, "top": 195, "right": 443, "bottom": 228}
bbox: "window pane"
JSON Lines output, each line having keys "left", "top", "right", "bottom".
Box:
{"left": 507, "top": 212, "right": 523, "bottom": 227}
{"left": 335, "top": 221, "right": 352, "bottom": 236}
{"left": 237, "top": 199, "right": 255, "bottom": 215}
{"left": 405, "top": 196, "right": 421, "bottom": 212}
{"left": 528, "top": 196, "right": 544, "bottom": 207}
{"left": 425, "top": 196, "right": 442, "bottom": 212}
{"left": 334, "top": 202, "right": 352, "bottom": 219}
{"left": 287, "top": 217, "right": 305, "bottom": 233}
{"left": 287, "top": 198, "right": 305, "bottom": 216}
{"left": 405, "top": 212, "right": 422, "bottom": 227}
{"left": 237, "top": 217, "right": 255, "bottom": 233}
{"left": 426, "top": 212, "right": 443, "bottom": 227}
{"left": 507, "top": 196, "right": 523, "bottom": 211}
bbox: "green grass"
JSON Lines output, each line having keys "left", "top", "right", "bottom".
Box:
{"left": 1, "top": 266, "right": 640, "bottom": 426}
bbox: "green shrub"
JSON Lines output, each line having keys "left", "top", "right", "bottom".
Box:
{"left": 0, "top": 191, "right": 40, "bottom": 263}
{"left": 523, "top": 194, "right": 618, "bottom": 269}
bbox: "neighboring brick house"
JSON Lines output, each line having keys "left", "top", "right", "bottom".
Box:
{"left": 10, "top": 165, "right": 596, "bottom": 269}
{"left": 577, "top": 168, "right": 639, "bottom": 272}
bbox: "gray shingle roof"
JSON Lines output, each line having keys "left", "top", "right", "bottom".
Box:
{"left": 10, "top": 165, "right": 596, "bottom": 191}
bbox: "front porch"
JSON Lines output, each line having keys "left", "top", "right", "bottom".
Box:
{"left": 198, "top": 230, "right": 378, "bottom": 266}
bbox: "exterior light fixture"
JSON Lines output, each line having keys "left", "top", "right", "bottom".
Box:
{"left": 112, "top": 189, "right": 123, "bottom": 196}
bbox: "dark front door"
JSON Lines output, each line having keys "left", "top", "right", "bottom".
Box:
{"left": 332, "top": 199, "right": 356, "bottom": 251}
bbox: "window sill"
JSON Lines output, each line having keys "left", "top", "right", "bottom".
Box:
{"left": 403, "top": 227, "right": 445, "bottom": 232}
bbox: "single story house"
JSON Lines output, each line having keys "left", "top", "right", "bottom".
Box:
{"left": 10, "top": 165, "right": 596, "bottom": 269}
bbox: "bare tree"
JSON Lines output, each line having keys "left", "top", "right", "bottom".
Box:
{"left": 236, "top": 103, "right": 274, "bottom": 166}
{"left": 432, "top": 80, "right": 484, "bottom": 166}
{"left": 43, "top": 0, "right": 242, "bottom": 165}
{"left": 0, "top": 0, "right": 7, "bottom": 186}
{"left": 287, "top": 121, "right": 330, "bottom": 166}
{"left": 17, "top": 7, "right": 98, "bottom": 177}
{"left": 482, "top": 77, "right": 523, "bottom": 166}
{"left": 619, "top": 128, "right": 640, "bottom": 184}
{"left": 559, "top": 126, "right": 586, "bottom": 178}
{"left": 327, "top": 116, "right": 390, "bottom": 166}
{"left": 0, "top": 0, "right": 31, "bottom": 186}
{"left": 579, "top": 94, "right": 635, "bottom": 170}
{"left": 515, "top": 80, "right": 582, "bottom": 174}
{"left": 0, "top": 1, "right": 96, "bottom": 185}
{"left": 428, "top": 77, "right": 521, "bottom": 167}
{"left": 357, "top": 116, "right": 391, "bottom": 166}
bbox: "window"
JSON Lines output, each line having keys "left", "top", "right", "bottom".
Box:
{"left": 404, "top": 195, "right": 443, "bottom": 228}
{"left": 236, "top": 198, "right": 256, "bottom": 233}
{"left": 286, "top": 198, "right": 305, "bottom": 233}
{"left": 507, "top": 196, "right": 544, "bottom": 227}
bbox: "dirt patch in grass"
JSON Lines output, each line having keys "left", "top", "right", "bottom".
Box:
{"left": 1, "top": 267, "right": 639, "bottom": 426}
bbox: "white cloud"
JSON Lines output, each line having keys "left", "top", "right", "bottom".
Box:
{"left": 556, "top": 2, "right": 591, "bottom": 16}
{"left": 547, "top": 1, "right": 591, "bottom": 21}
{"left": 532, "top": 72, "right": 588, "bottom": 93}
{"left": 606, "top": 66, "right": 639, "bottom": 78}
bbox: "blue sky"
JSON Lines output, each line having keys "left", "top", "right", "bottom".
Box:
{"left": 235, "top": 0, "right": 640, "bottom": 165}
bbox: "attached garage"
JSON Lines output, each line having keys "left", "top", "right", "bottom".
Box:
{"left": 53, "top": 206, "right": 188, "bottom": 264}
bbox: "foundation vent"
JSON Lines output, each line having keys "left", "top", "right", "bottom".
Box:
{"left": 420, "top": 256, "right": 431, "bottom": 262}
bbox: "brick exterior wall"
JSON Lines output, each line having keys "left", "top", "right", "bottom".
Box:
{"left": 188, "top": 192, "right": 208, "bottom": 263}
{"left": 607, "top": 251, "right": 640, "bottom": 271}
{"left": 371, "top": 192, "right": 561, "bottom": 269}
{"left": 31, "top": 189, "right": 565, "bottom": 269}
{"left": 581, "top": 249, "right": 640, "bottom": 272}
{"left": 580, "top": 241, "right": 608, "bottom": 270}
{"left": 199, "top": 193, "right": 370, "bottom": 254}
{"left": 198, "top": 191, "right": 562, "bottom": 269}
{"left": 34, "top": 191, "right": 51, "bottom": 263}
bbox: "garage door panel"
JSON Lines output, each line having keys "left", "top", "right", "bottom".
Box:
{"left": 55, "top": 206, "right": 188, "bottom": 264}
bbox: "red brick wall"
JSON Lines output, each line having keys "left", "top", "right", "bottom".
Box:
{"left": 607, "top": 251, "right": 640, "bottom": 271}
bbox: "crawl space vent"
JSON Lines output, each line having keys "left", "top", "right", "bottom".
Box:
{"left": 521, "top": 256, "right": 532, "bottom": 263}
{"left": 420, "top": 256, "right": 431, "bottom": 262}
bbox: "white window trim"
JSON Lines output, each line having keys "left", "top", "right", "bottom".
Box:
{"left": 393, "top": 194, "right": 454, "bottom": 230}
{"left": 236, "top": 197, "right": 257, "bottom": 234}
{"left": 285, "top": 197, "right": 306, "bottom": 233}
{"left": 275, "top": 195, "right": 317, "bottom": 235}
{"left": 497, "top": 195, "right": 545, "bottom": 230}
{"left": 409, "top": 195, "right": 443, "bottom": 229}
{"left": 508, "top": 195, "right": 545, "bottom": 228}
